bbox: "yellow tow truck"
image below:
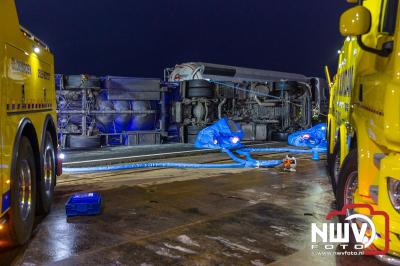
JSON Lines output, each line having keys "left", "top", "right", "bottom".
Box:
{"left": 0, "top": 0, "right": 60, "bottom": 246}
{"left": 327, "top": 0, "right": 400, "bottom": 261}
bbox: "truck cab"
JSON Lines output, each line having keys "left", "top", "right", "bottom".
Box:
{"left": 328, "top": 0, "right": 400, "bottom": 261}
{"left": 0, "top": 0, "right": 59, "bottom": 246}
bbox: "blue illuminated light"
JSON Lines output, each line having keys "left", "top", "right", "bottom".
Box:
{"left": 1, "top": 191, "right": 10, "bottom": 213}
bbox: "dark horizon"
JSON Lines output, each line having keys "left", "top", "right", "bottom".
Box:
{"left": 16, "top": 0, "right": 350, "bottom": 79}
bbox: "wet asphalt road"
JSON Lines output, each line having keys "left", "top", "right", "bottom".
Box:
{"left": 0, "top": 152, "right": 388, "bottom": 265}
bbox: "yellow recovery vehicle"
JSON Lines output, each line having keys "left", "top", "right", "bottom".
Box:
{"left": 0, "top": 0, "right": 60, "bottom": 246}
{"left": 327, "top": 0, "right": 400, "bottom": 261}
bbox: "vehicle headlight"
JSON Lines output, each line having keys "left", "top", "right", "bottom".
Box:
{"left": 388, "top": 177, "right": 400, "bottom": 212}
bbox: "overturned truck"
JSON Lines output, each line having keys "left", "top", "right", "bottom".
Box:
{"left": 165, "top": 62, "right": 328, "bottom": 143}
{"left": 56, "top": 63, "right": 328, "bottom": 148}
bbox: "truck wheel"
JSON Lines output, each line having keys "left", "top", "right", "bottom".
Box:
{"left": 37, "top": 132, "right": 56, "bottom": 215}
{"left": 187, "top": 80, "right": 214, "bottom": 98}
{"left": 328, "top": 142, "right": 340, "bottom": 197}
{"left": 336, "top": 149, "right": 358, "bottom": 222}
{"left": 8, "top": 137, "right": 37, "bottom": 245}
{"left": 69, "top": 135, "right": 101, "bottom": 149}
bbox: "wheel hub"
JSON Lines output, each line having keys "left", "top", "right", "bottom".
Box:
{"left": 43, "top": 145, "right": 54, "bottom": 197}
{"left": 18, "top": 160, "right": 32, "bottom": 221}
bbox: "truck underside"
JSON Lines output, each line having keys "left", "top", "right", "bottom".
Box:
{"left": 167, "top": 62, "right": 327, "bottom": 143}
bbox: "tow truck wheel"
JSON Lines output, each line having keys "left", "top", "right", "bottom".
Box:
{"left": 8, "top": 136, "right": 37, "bottom": 246}
{"left": 328, "top": 142, "right": 340, "bottom": 197}
{"left": 37, "top": 132, "right": 56, "bottom": 215}
{"left": 336, "top": 149, "right": 358, "bottom": 222}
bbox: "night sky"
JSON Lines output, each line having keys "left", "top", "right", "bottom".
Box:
{"left": 16, "top": 1, "right": 350, "bottom": 79}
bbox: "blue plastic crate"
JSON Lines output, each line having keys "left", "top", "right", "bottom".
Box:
{"left": 65, "top": 192, "right": 102, "bottom": 217}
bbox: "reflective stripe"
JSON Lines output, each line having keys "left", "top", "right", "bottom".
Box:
{"left": 6, "top": 102, "right": 52, "bottom": 112}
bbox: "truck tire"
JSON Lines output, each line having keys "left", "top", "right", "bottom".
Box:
{"left": 8, "top": 137, "right": 37, "bottom": 246}
{"left": 187, "top": 80, "right": 214, "bottom": 98}
{"left": 336, "top": 149, "right": 358, "bottom": 222}
{"left": 328, "top": 142, "right": 340, "bottom": 197}
{"left": 69, "top": 135, "right": 101, "bottom": 150}
{"left": 37, "top": 132, "right": 56, "bottom": 215}
{"left": 271, "top": 132, "right": 289, "bottom": 141}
